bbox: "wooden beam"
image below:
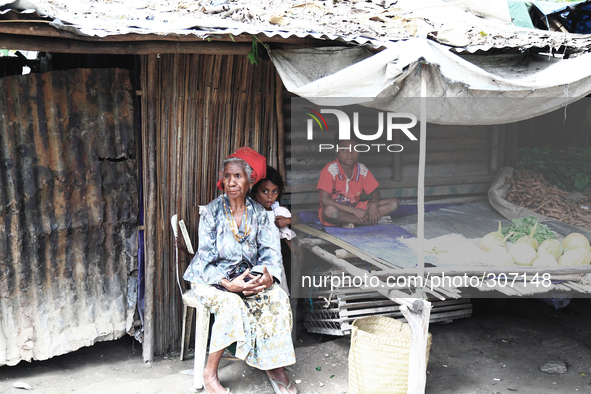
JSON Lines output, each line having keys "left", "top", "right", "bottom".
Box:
{"left": 0, "top": 34, "right": 253, "bottom": 54}
{"left": 286, "top": 174, "right": 495, "bottom": 194}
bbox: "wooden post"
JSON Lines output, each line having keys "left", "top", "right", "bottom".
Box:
{"left": 490, "top": 126, "right": 500, "bottom": 175}
{"left": 142, "top": 54, "right": 158, "bottom": 363}
{"left": 409, "top": 61, "right": 428, "bottom": 394}
{"left": 417, "top": 64, "right": 427, "bottom": 281}
{"left": 276, "top": 71, "right": 286, "bottom": 183}
{"left": 392, "top": 129, "right": 401, "bottom": 182}
{"left": 290, "top": 236, "right": 305, "bottom": 343}
{"left": 400, "top": 299, "right": 432, "bottom": 394}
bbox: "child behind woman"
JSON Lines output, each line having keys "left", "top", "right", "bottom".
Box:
{"left": 251, "top": 166, "right": 296, "bottom": 295}
{"left": 252, "top": 166, "right": 296, "bottom": 244}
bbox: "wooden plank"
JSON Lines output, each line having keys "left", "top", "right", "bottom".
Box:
{"left": 335, "top": 249, "right": 357, "bottom": 259}
{"left": 423, "top": 280, "right": 462, "bottom": 298}
{"left": 340, "top": 303, "right": 472, "bottom": 319}
{"left": 562, "top": 281, "right": 589, "bottom": 293}
{"left": 342, "top": 309, "right": 473, "bottom": 331}
{"left": 303, "top": 324, "right": 347, "bottom": 336}
{"left": 0, "top": 34, "right": 253, "bottom": 55}
{"left": 341, "top": 306, "right": 472, "bottom": 323}
{"left": 298, "top": 238, "right": 332, "bottom": 247}
{"left": 306, "top": 304, "right": 472, "bottom": 335}
{"left": 293, "top": 223, "right": 395, "bottom": 270}
{"left": 374, "top": 265, "right": 591, "bottom": 278}
{"left": 340, "top": 297, "right": 471, "bottom": 309}
{"left": 304, "top": 244, "right": 423, "bottom": 310}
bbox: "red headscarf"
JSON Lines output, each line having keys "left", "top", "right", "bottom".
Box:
{"left": 217, "top": 147, "right": 267, "bottom": 190}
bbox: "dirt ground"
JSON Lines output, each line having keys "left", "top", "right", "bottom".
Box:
{"left": 2, "top": 297, "right": 591, "bottom": 394}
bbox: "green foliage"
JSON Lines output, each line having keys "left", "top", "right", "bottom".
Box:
{"left": 501, "top": 216, "right": 555, "bottom": 244}
{"left": 517, "top": 146, "right": 591, "bottom": 192}
{"left": 247, "top": 37, "right": 259, "bottom": 65}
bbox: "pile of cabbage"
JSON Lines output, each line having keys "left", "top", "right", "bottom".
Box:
{"left": 480, "top": 217, "right": 591, "bottom": 267}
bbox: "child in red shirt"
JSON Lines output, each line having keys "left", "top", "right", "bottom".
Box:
{"left": 317, "top": 138, "right": 399, "bottom": 227}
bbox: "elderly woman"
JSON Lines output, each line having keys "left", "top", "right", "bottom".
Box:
{"left": 183, "top": 147, "right": 297, "bottom": 394}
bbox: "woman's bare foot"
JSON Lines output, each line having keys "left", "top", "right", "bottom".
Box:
{"left": 266, "top": 367, "right": 297, "bottom": 394}
{"left": 203, "top": 369, "right": 228, "bottom": 394}
{"left": 342, "top": 223, "right": 355, "bottom": 228}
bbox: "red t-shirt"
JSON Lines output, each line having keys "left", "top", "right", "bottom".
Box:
{"left": 317, "top": 159, "right": 379, "bottom": 225}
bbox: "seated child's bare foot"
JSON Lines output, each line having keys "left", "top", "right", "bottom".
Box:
{"left": 377, "top": 216, "right": 392, "bottom": 225}
{"left": 342, "top": 223, "right": 355, "bottom": 229}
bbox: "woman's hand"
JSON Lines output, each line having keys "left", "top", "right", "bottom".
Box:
{"left": 221, "top": 267, "right": 274, "bottom": 296}
{"left": 275, "top": 216, "right": 291, "bottom": 229}
{"left": 243, "top": 266, "right": 274, "bottom": 296}
{"left": 221, "top": 269, "right": 262, "bottom": 294}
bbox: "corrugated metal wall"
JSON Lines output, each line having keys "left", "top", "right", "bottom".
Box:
{"left": 141, "top": 54, "right": 281, "bottom": 355}
{"left": 286, "top": 96, "right": 505, "bottom": 206}
{"left": 0, "top": 68, "right": 138, "bottom": 366}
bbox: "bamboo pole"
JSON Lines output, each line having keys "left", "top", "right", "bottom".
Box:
{"left": 142, "top": 54, "right": 158, "bottom": 363}
{"left": 276, "top": 71, "right": 286, "bottom": 182}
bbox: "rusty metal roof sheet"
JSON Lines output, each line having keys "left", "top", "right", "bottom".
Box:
{"left": 0, "top": 68, "right": 138, "bottom": 366}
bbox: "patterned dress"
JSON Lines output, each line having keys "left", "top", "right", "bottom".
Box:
{"left": 184, "top": 195, "right": 295, "bottom": 370}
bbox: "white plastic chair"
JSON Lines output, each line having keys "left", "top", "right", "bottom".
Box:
{"left": 171, "top": 214, "right": 211, "bottom": 390}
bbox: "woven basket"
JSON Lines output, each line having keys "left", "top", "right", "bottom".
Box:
{"left": 348, "top": 316, "right": 432, "bottom": 394}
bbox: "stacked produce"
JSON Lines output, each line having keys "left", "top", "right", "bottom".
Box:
{"left": 480, "top": 217, "right": 591, "bottom": 267}
{"left": 504, "top": 169, "right": 591, "bottom": 229}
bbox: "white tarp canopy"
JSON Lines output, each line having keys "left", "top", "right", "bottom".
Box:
{"left": 270, "top": 38, "right": 591, "bottom": 125}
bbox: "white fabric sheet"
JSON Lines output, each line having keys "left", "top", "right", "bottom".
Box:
{"left": 270, "top": 38, "right": 591, "bottom": 125}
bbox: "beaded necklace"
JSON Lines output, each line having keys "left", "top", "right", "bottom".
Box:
{"left": 223, "top": 195, "right": 250, "bottom": 242}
